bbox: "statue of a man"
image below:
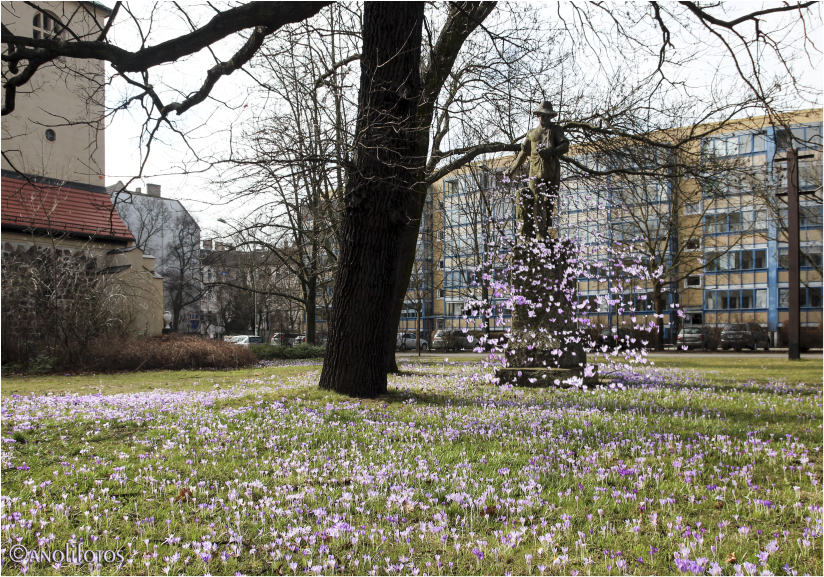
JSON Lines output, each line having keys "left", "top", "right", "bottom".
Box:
{"left": 506, "top": 101, "right": 569, "bottom": 239}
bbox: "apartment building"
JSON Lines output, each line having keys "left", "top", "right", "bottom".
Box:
{"left": 414, "top": 110, "right": 822, "bottom": 346}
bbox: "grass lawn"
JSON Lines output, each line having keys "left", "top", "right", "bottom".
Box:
{"left": 1, "top": 358, "right": 821, "bottom": 576}
{"left": 648, "top": 356, "right": 822, "bottom": 387}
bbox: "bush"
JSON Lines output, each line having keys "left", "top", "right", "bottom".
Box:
{"left": 80, "top": 334, "right": 257, "bottom": 372}
{"left": 250, "top": 343, "right": 325, "bottom": 360}
{"left": 777, "top": 321, "right": 822, "bottom": 351}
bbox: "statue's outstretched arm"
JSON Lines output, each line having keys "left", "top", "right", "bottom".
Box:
{"left": 507, "top": 138, "right": 530, "bottom": 177}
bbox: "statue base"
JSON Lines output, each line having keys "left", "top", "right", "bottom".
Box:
{"left": 495, "top": 366, "right": 599, "bottom": 388}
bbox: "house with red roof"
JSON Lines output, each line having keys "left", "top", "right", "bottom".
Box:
{"left": 1, "top": 1, "right": 164, "bottom": 337}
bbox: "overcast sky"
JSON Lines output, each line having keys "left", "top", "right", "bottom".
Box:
{"left": 102, "top": 2, "right": 822, "bottom": 238}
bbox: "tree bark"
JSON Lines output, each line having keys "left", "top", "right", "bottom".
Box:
{"left": 318, "top": 2, "right": 424, "bottom": 397}
{"left": 305, "top": 274, "right": 316, "bottom": 345}
{"left": 384, "top": 2, "right": 497, "bottom": 374}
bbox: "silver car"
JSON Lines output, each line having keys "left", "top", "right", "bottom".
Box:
{"left": 397, "top": 332, "right": 428, "bottom": 351}
{"left": 230, "top": 335, "right": 264, "bottom": 347}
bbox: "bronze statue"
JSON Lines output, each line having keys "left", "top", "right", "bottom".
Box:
{"left": 507, "top": 101, "right": 569, "bottom": 239}
{"left": 495, "top": 101, "right": 592, "bottom": 386}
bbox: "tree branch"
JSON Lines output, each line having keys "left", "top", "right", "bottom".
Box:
{"left": 2, "top": 1, "right": 332, "bottom": 115}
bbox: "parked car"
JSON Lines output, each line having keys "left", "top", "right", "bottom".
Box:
{"left": 230, "top": 335, "right": 264, "bottom": 346}
{"left": 676, "top": 326, "right": 718, "bottom": 350}
{"left": 293, "top": 335, "right": 306, "bottom": 346}
{"left": 397, "top": 332, "right": 428, "bottom": 351}
{"left": 271, "top": 332, "right": 298, "bottom": 347}
{"left": 597, "top": 328, "right": 644, "bottom": 350}
{"left": 720, "top": 323, "right": 770, "bottom": 351}
{"left": 431, "top": 328, "right": 472, "bottom": 351}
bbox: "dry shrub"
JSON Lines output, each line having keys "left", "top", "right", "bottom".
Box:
{"left": 82, "top": 334, "right": 257, "bottom": 372}
{"left": 777, "top": 321, "right": 822, "bottom": 351}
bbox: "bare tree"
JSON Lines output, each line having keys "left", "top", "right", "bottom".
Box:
{"left": 161, "top": 212, "right": 203, "bottom": 331}
{"left": 441, "top": 166, "right": 514, "bottom": 336}
{"left": 111, "top": 188, "right": 172, "bottom": 253}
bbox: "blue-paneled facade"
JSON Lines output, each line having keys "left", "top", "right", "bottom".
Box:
{"left": 422, "top": 112, "right": 822, "bottom": 346}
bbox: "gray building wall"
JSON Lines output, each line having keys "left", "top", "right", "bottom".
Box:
{"left": 108, "top": 182, "right": 202, "bottom": 332}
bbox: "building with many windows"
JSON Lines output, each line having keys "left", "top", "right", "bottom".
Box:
{"left": 405, "top": 110, "right": 821, "bottom": 348}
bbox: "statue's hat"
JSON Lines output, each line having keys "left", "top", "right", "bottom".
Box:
{"left": 533, "top": 101, "right": 558, "bottom": 117}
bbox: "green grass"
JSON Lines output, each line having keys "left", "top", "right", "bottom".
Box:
{"left": 648, "top": 355, "right": 822, "bottom": 386}
{"left": 0, "top": 364, "right": 321, "bottom": 397}
{"left": 1, "top": 358, "right": 821, "bottom": 576}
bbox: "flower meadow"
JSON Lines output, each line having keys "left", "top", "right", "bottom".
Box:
{"left": 1, "top": 361, "right": 821, "bottom": 576}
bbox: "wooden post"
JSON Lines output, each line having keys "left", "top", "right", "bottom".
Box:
{"left": 786, "top": 149, "right": 801, "bottom": 360}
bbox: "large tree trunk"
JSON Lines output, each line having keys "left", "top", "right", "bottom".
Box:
{"left": 386, "top": 186, "right": 426, "bottom": 372}
{"left": 383, "top": 3, "right": 497, "bottom": 374}
{"left": 319, "top": 2, "right": 424, "bottom": 397}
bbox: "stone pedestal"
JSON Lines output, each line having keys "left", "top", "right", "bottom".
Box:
{"left": 496, "top": 366, "right": 599, "bottom": 387}
{"left": 496, "top": 235, "right": 592, "bottom": 387}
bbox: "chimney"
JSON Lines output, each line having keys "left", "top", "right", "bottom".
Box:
{"left": 146, "top": 183, "right": 161, "bottom": 198}
{"left": 135, "top": 187, "right": 141, "bottom": 194}
{"left": 215, "top": 241, "right": 224, "bottom": 252}
{"left": 202, "top": 240, "right": 213, "bottom": 250}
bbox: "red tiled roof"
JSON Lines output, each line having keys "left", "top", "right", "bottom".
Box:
{"left": 1, "top": 177, "right": 134, "bottom": 241}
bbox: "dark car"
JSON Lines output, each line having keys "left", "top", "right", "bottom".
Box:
{"left": 598, "top": 328, "right": 644, "bottom": 350}
{"left": 720, "top": 323, "right": 770, "bottom": 351}
{"left": 676, "top": 326, "right": 718, "bottom": 351}
{"left": 431, "top": 329, "right": 471, "bottom": 351}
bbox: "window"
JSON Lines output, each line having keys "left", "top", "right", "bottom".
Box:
{"left": 685, "top": 275, "right": 702, "bottom": 288}
{"left": 706, "top": 249, "right": 767, "bottom": 273}
{"left": 752, "top": 132, "right": 767, "bottom": 152}
{"left": 33, "top": 13, "right": 66, "bottom": 62}
{"left": 684, "top": 238, "right": 700, "bottom": 251}
{"left": 33, "top": 12, "right": 61, "bottom": 39}
{"left": 438, "top": 259, "right": 444, "bottom": 270}
{"left": 707, "top": 289, "right": 767, "bottom": 310}
{"left": 775, "top": 128, "right": 791, "bottom": 150}
{"left": 756, "top": 289, "right": 767, "bottom": 308}
{"left": 755, "top": 249, "right": 767, "bottom": 268}
{"left": 704, "top": 211, "right": 764, "bottom": 234}
{"left": 811, "top": 288, "right": 822, "bottom": 308}
{"left": 738, "top": 134, "right": 753, "bottom": 154}
{"left": 722, "top": 291, "right": 738, "bottom": 309}
{"left": 728, "top": 212, "right": 743, "bottom": 232}
{"left": 780, "top": 247, "right": 823, "bottom": 270}
{"left": 801, "top": 205, "right": 823, "bottom": 228}
{"left": 437, "top": 289, "right": 444, "bottom": 298}
{"left": 438, "top": 230, "right": 445, "bottom": 240}
{"left": 779, "top": 287, "right": 822, "bottom": 308}
{"left": 445, "top": 302, "right": 464, "bottom": 317}
{"left": 684, "top": 202, "right": 700, "bottom": 215}
{"left": 779, "top": 288, "right": 788, "bottom": 307}
{"left": 803, "top": 247, "right": 823, "bottom": 269}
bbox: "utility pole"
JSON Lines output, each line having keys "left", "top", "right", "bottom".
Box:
{"left": 775, "top": 148, "right": 815, "bottom": 360}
